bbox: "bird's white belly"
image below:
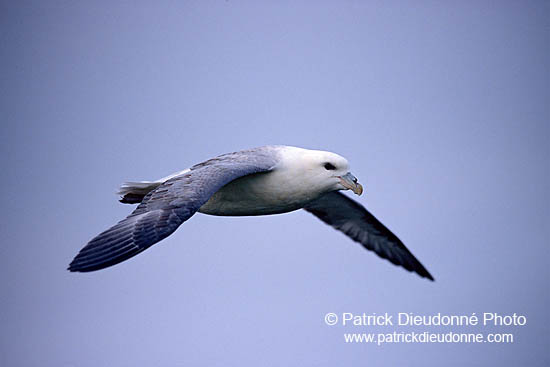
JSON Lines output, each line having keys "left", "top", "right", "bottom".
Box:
{"left": 198, "top": 171, "right": 323, "bottom": 216}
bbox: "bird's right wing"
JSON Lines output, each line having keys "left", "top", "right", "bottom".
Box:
{"left": 69, "top": 148, "right": 279, "bottom": 272}
{"left": 303, "top": 191, "right": 434, "bottom": 280}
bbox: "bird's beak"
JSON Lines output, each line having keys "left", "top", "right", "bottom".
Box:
{"left": 339, "top": 172, "right": 363, "bottom": 196}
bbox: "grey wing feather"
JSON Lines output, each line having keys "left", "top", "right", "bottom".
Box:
{"left": 69, "top": 148, "right": 279, "bottom": 272}
{"left": 303, "top": 191, "right": 434, "bottom": 281}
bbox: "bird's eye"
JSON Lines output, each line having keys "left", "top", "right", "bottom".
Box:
{"left": 324, "top": 162, "right": 336, "bottom": 170}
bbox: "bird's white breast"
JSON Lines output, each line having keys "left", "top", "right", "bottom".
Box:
{"left": 198, "top": 169, "right": 325, "bottom": 216}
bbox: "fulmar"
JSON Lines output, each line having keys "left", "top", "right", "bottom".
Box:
{"left": 68, "top": 146, "right": 434, "bottom": 280}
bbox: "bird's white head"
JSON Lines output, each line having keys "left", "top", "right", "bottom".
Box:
{"left": 278, "top": 146, "right": 363, "bottom": 197}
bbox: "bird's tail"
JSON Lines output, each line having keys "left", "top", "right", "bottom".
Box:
{"left": 117, "top": 168, "right": 191, "bottom": 204}
{"left": 117, "top": 181, "right": 161, "bottom": 204}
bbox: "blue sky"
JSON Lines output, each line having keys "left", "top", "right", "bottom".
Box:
{"left": 1, "top": 1, "right": 548, "bottom": 366}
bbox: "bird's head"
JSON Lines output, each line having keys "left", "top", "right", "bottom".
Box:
{"left": 279, "top": 147, "right": 363, "bottom": 196}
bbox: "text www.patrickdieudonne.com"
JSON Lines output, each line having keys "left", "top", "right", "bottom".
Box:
{"left": 324, "top": 312, "right": 526, "bottom": 345}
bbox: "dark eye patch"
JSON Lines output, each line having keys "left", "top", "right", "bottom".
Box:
{"left": 324, "top": 162, "right": 336, "bottom": 170}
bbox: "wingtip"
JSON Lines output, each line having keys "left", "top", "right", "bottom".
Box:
{"left": 414, "top": 264, "right": 435, "bottom": 281}
{"left": 417, "top": 267, "right": 435, "bottom": 281}
{"left": 67, "top": 260, "right": 82, "bottom": 272}
{"left": 66, "top": 259, "right": 108, "bottom": 273}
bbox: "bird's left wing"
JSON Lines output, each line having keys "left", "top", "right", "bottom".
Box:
{"left": 303, "top": 191, "right": 434, "bottom": 280}
{"left": 68, "top": 148, "right": 279, "bottom": 272}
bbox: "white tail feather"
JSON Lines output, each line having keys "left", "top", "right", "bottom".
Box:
{"left": 117, "top": 168, "right": 190, "bottom": 204}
